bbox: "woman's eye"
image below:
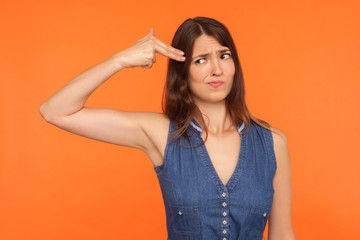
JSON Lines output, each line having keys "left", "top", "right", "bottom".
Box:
{"left": 221, "top": 53, "right": 232, "bottom": 59}
{"left": 195, "top": 58, "right": 206, "bottom": 64}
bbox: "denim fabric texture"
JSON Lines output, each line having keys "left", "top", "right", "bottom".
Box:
{"left": 153, "top": 119, "right": 277, "bottom": 240}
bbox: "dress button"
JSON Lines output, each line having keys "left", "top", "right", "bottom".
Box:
{"left": 223, "top": 229, "right": 227, "bottom": 234}
{"left": 223, "top": 211, "right": 227, "bottom": 216}
{"left": 178, "top": 211, "right": 183, "bottom": 215}
{"left": 263, "top": 213, "right": 267, "bottom": 217}
{"left": 222, "top": 202, "right": 227, "bottom": 207}
{"left": 223, "top": 220, "right": 227, "bottom": 225}
{"left": 222, "top": 192, "right": 227, "bottom": 197}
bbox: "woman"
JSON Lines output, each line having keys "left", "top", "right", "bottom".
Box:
{"left": 40, "top": 17, "right": 295, "bottom": 240}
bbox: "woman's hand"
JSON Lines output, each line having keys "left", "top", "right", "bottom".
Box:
{"left": 112, "top": 28, "right": 186, "bottom": 69}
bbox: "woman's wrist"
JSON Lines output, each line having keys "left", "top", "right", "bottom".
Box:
{"left": 109, "top": 52, "right": 128, "bottom": 71}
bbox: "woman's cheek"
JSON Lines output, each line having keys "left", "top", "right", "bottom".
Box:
{"left": 196, "top": 65, "right": 209, "bottom": 81}
{"left": 190, "top": 66, "right": 208, "bottom": 83}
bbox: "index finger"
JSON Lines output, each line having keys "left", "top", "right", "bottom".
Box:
{"left": 154, "top": 38, "right": 186, "bottom": 62}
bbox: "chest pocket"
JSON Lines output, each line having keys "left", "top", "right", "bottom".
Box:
{"left": 169, "top": 205, "right": 200, "bottom": 235}
{"left": 245, "top": 205, "right": 271, "bottom": 240}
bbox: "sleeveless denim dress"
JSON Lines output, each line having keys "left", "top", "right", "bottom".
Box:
{"left": 153, "top": 119, "right": 277, "bottom": 240}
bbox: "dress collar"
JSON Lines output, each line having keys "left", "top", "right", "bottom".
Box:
{"left": 190, "top": 119, "right": 245, "bottom": 134}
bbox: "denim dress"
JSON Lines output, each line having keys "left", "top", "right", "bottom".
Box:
{"left": 153, "top": 119, "right": 277, "bottom": 240}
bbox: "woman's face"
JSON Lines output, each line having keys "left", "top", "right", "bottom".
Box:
{"left": 188, "top": 34, "right": 235, "bottom": 105}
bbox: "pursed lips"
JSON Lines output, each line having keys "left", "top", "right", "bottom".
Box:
{"left": 208, "top": 80, "right": 224, "bottom": 88}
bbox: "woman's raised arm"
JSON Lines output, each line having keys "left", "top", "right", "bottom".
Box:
{"left": 39, "top": 29, "right": 185, "bottom": 160}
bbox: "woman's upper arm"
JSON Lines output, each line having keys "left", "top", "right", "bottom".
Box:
{"left": 43, "top": 107, "right": 169, "bottom": 154}
{"left": 268, "top": 127, "right": 296, "bottom": 240}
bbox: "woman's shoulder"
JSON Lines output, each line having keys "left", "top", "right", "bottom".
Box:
{"left": 137, "top": 112, "right": 170, "bottom": 133}
{"left": 249, "top": 120, "right": 287, "bottom": 143}
{"left": 269, "top": 126, "right": 288, "bottom": 148}
{"left": 249, "top": 120, "right": 288, "bottom": 152}
{"left": 269, "top": 126, "right": 289, "bottom": 169}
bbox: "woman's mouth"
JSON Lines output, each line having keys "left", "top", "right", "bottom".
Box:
{"left": 208, "top": 81, "right": 224, "bottom": 88}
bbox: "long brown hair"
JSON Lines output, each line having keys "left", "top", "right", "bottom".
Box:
{"left": 162, "top": 17, "right": 272, "bottom": 142}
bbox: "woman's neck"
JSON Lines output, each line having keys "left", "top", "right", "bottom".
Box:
{"left": 194, "top": 100, "right": 234, "bottom": 135}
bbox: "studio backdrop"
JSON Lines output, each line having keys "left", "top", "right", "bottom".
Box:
{"left": 1, "top": 0, "right": 359, "bottom": 239}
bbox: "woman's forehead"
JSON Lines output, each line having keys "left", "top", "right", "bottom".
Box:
{"left": 192, "top": 35, "right": 229, "bottom": 54}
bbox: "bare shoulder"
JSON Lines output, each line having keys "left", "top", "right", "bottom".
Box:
{"left": 136, "top": 112, "right": 170, "bottom": 139}
{"left": 269, "top": 126, "right": 288, "bottom": 151}
{"left": 269, "top": 126, "right": 291, "bottom": 175}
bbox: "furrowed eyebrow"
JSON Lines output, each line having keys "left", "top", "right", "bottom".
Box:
{"left": 192, "top": 48, "right": 230, "bottom": 61}
{"left": 218, "top": 49, "right": 230, "bottom": 54}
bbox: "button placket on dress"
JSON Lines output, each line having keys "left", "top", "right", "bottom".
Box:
{"left": 190, "top": 120, "right": 246, "bottom": 239}
{"left": 220, "top": 190, "right": 230, "bottom": 239}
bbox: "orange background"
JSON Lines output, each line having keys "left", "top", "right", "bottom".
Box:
{"left": 1, "top": 0, "right": 359, "bottom": 239}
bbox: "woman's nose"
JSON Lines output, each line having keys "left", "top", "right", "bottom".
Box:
{"left": 210, "top": 58, "right": 223, "bottom": 76}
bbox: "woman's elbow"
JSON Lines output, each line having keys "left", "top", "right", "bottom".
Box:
{"left": 39, "top": 103, "right": 54, "bottom": 122}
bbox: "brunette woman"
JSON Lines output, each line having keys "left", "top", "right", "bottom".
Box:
{"left": 40, "top": 17, "right": 295, "bottom": 240}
